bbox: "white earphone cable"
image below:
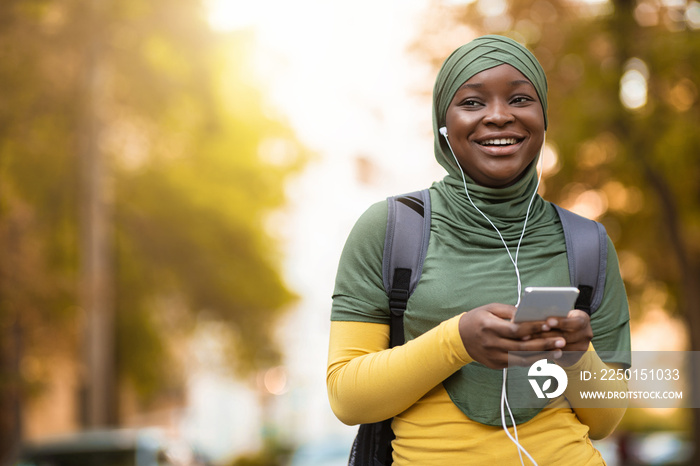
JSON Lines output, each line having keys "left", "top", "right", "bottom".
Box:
{"left": 441, "top": 128, "right": 545, "bottom": 466}
{"left": 441, "top": 130, "right": 544, "bottom": 304}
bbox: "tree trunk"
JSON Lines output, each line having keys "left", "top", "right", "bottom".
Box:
{"left": 0, "top": 313, "right": 22, "bottom": 464}
{"left": 78, "top": 0, "right": 116, "bottom": 428}
{"left": 685, "top": 269, "right": 700, "bottom": 464}
{"left": 0, "top": 206, "right": 29, "bottom": 463}
{"left": 641, "top": 157, "right": 700, "bottom": 462}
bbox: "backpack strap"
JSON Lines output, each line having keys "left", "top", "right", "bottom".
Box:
{"left": 552, "top": 204, "right": 608, "bottom": 315}
{"left": 383, "top": 189, "right": 431, "bottom": 348}
{"left": 347, "top": 189, "right": 430, "bottom": 466}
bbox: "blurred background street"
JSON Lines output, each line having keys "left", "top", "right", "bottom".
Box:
{"left": 1, "top": 0, "right": 699, "bottom": 465}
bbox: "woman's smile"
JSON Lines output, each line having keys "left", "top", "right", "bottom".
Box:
{"left": 474, "top": 132, "right": 526, "bottom": 156}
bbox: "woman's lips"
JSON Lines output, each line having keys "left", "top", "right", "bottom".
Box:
{"left": 476, "top": 137, "right": 525, "bottom": 156}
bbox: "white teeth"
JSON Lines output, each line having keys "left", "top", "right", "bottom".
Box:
{"left": 481, "top": 138, "right": 518, "bottom": 146}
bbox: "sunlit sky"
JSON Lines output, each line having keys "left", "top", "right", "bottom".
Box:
{"left": 207, "top": 0, "right": 439, "bottom": 175}
{"left": 194, "top": 0, "right": 442, "bottom": 458}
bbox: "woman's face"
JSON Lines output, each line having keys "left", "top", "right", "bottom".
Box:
{"left": 444, "top": 64, "right": 545, "bottom": 188}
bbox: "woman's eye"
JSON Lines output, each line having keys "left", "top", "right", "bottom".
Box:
{"left": 460, "top": 99, "right": 481, "bottom": 107}
{"left": 512, "top": 96, "right": 534, "bottom": 104}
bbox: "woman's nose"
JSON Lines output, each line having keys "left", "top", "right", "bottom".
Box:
{"left": 483, "top": 101, "right": 515, "bottom": 126}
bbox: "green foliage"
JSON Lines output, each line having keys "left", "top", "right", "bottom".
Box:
{"left": 0, "top": 0, "right": 307, "bottom": 420}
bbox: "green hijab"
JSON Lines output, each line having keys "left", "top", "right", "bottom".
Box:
{"left": 431, "top": 35, "right": 548, "bottom": 182}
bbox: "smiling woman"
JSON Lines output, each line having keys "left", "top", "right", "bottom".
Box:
{"left": 327, "top": 34, "right": 631, "bottom": 466}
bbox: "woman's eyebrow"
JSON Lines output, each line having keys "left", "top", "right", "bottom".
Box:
{"left": 511, "top": 79, "right": 534, "bottom": 87}
{"left": 458, "top": 82, "right": 483, "bottom": 90}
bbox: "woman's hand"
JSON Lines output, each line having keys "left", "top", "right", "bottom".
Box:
{"left": 534, "top": 309, "right": 593, "bottom": 366}
{"left": 458, "top": 304, "right": 567, "bottom": 369}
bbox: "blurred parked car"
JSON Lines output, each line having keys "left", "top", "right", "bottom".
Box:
{"left": 15, "top": 428, "right": 209, "bottom": 466}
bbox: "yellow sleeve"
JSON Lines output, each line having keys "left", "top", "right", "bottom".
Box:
{"left": 562, "top": 344, "right": 628, "bottom": 440}
{"left": 326, "top": 315, "right": 472, "bottom": 426}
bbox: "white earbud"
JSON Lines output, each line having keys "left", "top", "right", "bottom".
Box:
{"left": 439, "top": 126, "right": 448, "bottom": 138}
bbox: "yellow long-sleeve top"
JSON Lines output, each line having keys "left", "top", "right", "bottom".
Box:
{"left": 327, "top": 316, "right": 627, "bottom": 465}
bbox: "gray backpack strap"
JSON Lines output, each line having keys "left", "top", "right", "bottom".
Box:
{"left": 553, "top": 203, "right": 608, "bottom": 315}
{"left": 383, "top": 189, "right": 431, "bottom": 347}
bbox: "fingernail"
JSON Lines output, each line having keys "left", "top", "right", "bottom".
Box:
{"left": 553, "top": 350, "right": 562, "bottom": 359}
{"left": 541, "top": 324, "right": 550, "bottom": 331}
{"left": 547, "top": 318, "right": 557, "bottom": 327}
{"left": 555, "top": 339, "right": 565, "bottom": 348}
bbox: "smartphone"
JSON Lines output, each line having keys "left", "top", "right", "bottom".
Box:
{"left": 512, "top": 286, "right": 580, "bottom": 323}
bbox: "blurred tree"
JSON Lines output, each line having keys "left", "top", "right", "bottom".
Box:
{"left": 416, "top": 0, "right": 700, "bottom": 458}
{"left": 0, "top": 0, "right": 306, "bottom": 459}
